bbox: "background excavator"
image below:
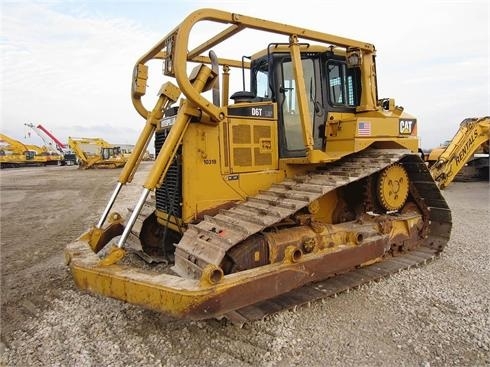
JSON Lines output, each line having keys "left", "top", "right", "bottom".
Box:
{"left": 0, "top": 133, "right": 61, "bottom": 168}
{"left": 427, "top": 116, "right": 489, "bottom": 188}
{"left": 68, "top": 137, "right": 127, "bottom": 169}
{"left": 65, "top": 9, "right": 452, "bottom": 322}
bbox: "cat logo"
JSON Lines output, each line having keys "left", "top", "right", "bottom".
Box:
{"left": 399, "top": 119, "right": 416, "bottom": 135}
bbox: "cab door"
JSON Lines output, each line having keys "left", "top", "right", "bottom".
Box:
{"left": 271, "top": 54, "right": 326, "bottom": 158}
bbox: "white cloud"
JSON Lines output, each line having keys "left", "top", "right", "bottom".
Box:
{"left": 1, "top": 2, "right": 160, "bottom": 146}
{"left": 1, "top": 0, "right": 488, "bottom": 150}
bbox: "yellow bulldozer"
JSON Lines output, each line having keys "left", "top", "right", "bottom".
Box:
{"left": 65, "top": 9, "right": 452, "bottom": 322}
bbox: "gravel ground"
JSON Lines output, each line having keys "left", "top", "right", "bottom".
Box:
{"left": 1, "top": 164, "right": 489, "bottom": 367}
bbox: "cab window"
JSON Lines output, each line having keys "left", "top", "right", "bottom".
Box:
{"left": 326, "top": 61, "right": 359, "bottom": 108}
{"left": 256, "top": 69, "right": 270, "bottom": 99}
{"left": 280, "top": 58, "right": 316, "bottom": 152}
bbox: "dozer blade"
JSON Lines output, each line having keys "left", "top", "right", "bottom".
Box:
{"left": 66, "top": 232, "right": 390, "bottom": 320}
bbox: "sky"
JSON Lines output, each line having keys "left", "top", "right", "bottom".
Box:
{"left": 0, "top": 0, "right": 488, "bottom": 150}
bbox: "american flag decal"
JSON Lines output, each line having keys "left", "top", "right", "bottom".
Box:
{"left": 358, "top": 121, "right": 371, "bottom": 136}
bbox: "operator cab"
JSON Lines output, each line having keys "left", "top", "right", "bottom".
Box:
{"left": 248, "top": 47, "right": 362, "bottom": 158}
{"left": 101, "top": 146, "right": 121, "bottom": 160}
{"left": 25, "top": 150, "right": 36, "bottom": 160}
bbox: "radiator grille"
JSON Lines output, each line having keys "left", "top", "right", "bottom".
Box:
{"left": 155, "top": 129, "right": 182, "bottom": 218}
{"left": 253, "top": 125, "right": 271, "bottom": 143}
{"left": 232, "top": 125, "right": 251, "bottom": 144}
{"left": 254, "top": 148, "right": 272, "bottom": 165}
{"left": 231, "top": 122, "right": 273, "bottom": 168}
{"left": 233, "top": 147, "right": 253, "bottom": 166}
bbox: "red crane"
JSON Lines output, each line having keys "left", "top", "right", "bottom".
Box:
{"left": 24, "top": 123, "right": 77, "bottom": 165}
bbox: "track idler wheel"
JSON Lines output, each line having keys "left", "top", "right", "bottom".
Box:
{"left": 376, "top": 163, "right": 409, "bottom": 211}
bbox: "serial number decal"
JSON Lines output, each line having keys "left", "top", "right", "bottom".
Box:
{"left": 399, "top": 119, "right": 416, "bottom": 135}
{"left": 161, "top": 115, "right": 177, "bottom": 128}
{"left": 228, "top": 104, "right": 274, "bottom": 119}
{"left": 203, "top": 159, "right": 217, "bottom": 165}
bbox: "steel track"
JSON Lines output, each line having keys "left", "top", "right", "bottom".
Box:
{"left": 131, "top": 149, "right": 451, "bottom": 323}
{"left": 223, "top": 153, "right": 451, "bottom": 323}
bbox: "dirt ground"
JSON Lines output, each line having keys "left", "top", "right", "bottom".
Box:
{"left": 0, "top": 163, "right": 489, "bottom": 366}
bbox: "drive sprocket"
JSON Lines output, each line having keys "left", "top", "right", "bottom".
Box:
{"left": 376, "top": 163, "right": 409, "bottom": 211}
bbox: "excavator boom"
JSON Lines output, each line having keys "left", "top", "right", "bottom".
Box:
{"left": 429, "top": 116, "right": 489, "bottom": 189}
{"left": 36, "top": 124, "right": 67, "bottom": 150}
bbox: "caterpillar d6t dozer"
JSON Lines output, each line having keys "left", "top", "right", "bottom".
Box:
{"left": 65, "top": 8, "right": 452, "bottom": 322}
